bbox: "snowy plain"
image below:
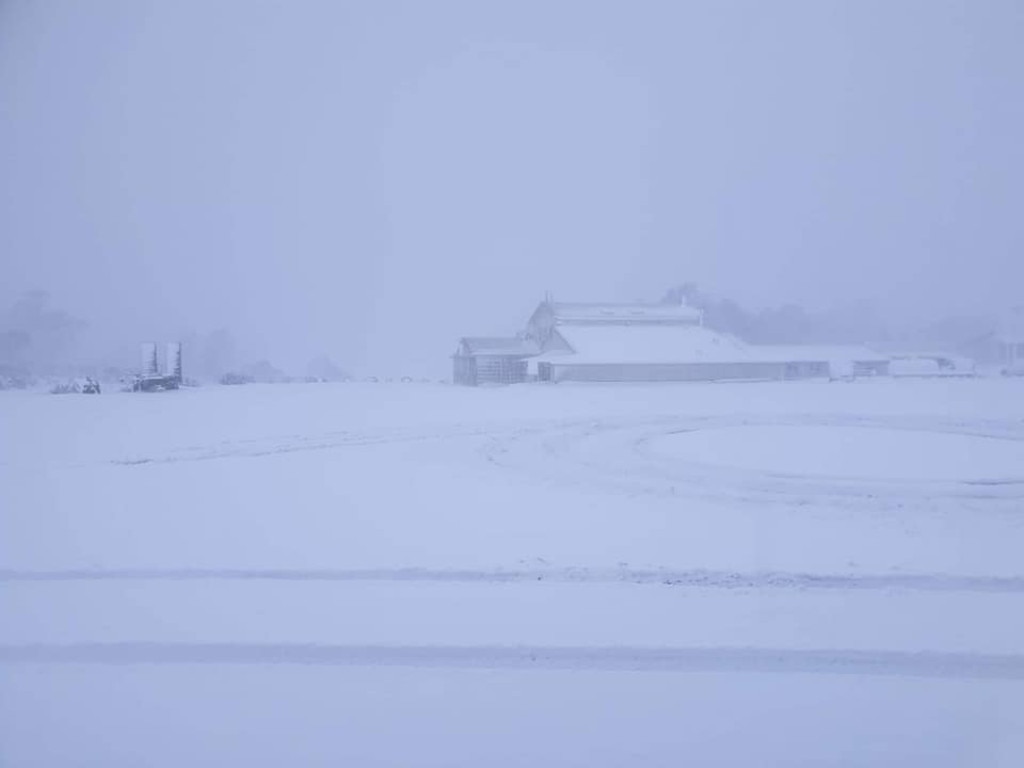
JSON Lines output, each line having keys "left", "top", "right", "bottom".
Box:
{"left": 2, "top": 378, "right": 1024, "bottom": 766}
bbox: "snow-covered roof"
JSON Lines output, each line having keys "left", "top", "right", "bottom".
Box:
{"left": 548, "top": 327, "right": 888, "bottom": 366}
{"left": 457, "top": 337, "right": 539, "bottom": 357}
{"left": 549, "top": 302, "right": 703, "bottom": 326}
{"left": 553, "top": 325, "right": 751, "bottom": 364}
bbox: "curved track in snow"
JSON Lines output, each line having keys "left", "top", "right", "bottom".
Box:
{"left": 480, "top": 413, "right": 1024, "bottom": 512}
{"left": 9, "top": 398, "right": 1023, "bottom": 686}
{"left": 108, "top": 411, "right": 1024, "bottom": 515}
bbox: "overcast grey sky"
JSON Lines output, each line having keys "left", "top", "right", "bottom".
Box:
{"left": 1, "top": 0, "right": 1021, "bottom": 375}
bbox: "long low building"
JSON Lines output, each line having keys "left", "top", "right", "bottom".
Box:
{"left": 454, "top": 299, "right": 890, "bottom": 385}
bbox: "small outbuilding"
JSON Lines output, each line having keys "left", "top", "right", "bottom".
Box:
{"left": 452, "top": 337, "right": 539, "bottom": 386}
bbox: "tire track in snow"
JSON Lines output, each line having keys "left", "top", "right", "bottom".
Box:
{"left": 481, "top": 414, "right": 1024, "bottom": 509}
{"left": 110, "top": 427, "right": 489, "bottom": 465}
{"left": 110, "top": 421, "right": 564, "bottom": 466}
{"left": 3, "top": 567, "right": 1023, "bottom": 593}
{"left": 3, "top": 643, "right": 1023, "bottom": 679}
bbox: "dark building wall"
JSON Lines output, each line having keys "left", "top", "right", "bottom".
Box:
{"left": 453, "top": 355, "right": 528, "bottom": 386}
{"left": 852, "top": 360, "right": 891, "bottom": 376}
{"left": 784, "top": 361, "right": 831, "bottom": 379}
{"left": 547, "top": 361, "right": 794, "bottom": 383}
{"left": 453, "top": 356, "right": 477, "bottom": 386}
{"left": 475, "top": 356, "right": 528, "bottom": 385}
{"left": 468, "top": 357, "right": 879, "bottom": 385}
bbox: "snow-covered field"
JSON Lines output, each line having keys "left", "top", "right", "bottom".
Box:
{"left": 2, "top": 378, "right": 1024, "bottom": 766}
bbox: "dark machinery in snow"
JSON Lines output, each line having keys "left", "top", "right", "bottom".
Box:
{"left": 132, "top": 342, "right": 183, "bottom": 392}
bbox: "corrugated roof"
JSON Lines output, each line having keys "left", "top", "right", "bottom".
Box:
{"left": 458, "top": 337, "right": 539, "bottom": 356}
{"left": 550, "top": 302, "right": 703, "bottom": 325}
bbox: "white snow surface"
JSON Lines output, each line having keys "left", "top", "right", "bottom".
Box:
{"left": 2, "top": 378, "right": 1024, "bottom": 767}
{"left": 554, "top": 324, "right": 751, "bottom": 364}
{"left": 552, "top": 325, "right": 883, "bottom": 366}
{"left": 647, "top": 424, "right": 1024, "bottom": 481}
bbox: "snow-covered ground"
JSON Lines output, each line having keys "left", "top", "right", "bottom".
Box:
{"left": 2, "top": 378, "right": 1024, "bottom": 766}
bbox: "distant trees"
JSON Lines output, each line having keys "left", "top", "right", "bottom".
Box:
{"left": 179, "top": 329, "right": 354, "bottom": 384}
{"left": 660, "top": 284, "right": 890, "bottom": 345}
{"left": 177, "top": 328, "right": 238, "bottom": 381}
{"left": 241, "top": 359, "right": 287, "bottom": 384}
{"left": 305, "top": 356, "right": 350, "bottom": 382}
{"left": 911, "top": 314, "right": 995, "bottom": 351}
{"left": 217, "top": 359, "right": 293, "bottom": 385}
{"left": 219, "top": 372, "right": 254, "bottom": 386}
{"left": 0, "top": 330, "right": 31, "bottom": 365}
{"left": 0, "top": 290, "right": 84, "bottom": 373}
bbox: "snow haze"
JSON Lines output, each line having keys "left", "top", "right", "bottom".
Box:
{"left": 3, "top": 3, "right": 1024, "bottom": 767}
{"left": 1, "top": 0, "right": 1022, "bottom": 376}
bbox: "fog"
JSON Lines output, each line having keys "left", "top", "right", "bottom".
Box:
{"left": 4, "top": 5, "right": 1024, "bottom": 763}
{"left": 1, "top": 0, "right": 1022, "bottom": 377}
